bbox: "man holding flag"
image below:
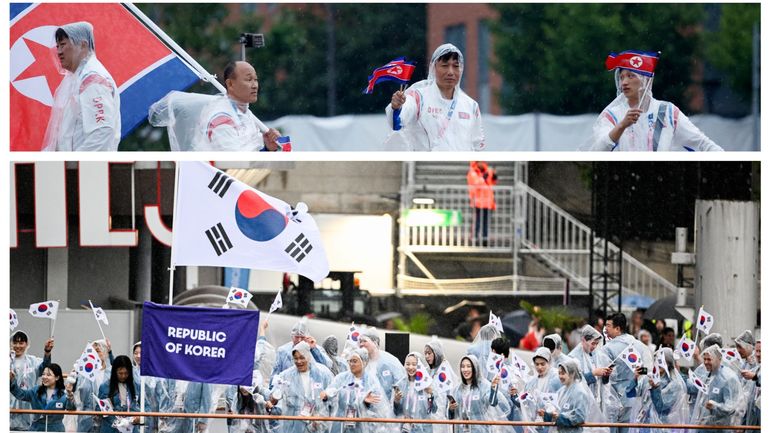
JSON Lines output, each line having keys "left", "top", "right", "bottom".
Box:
{"left": 149, "top": 61, "right": 286, "bottom": 151}
{"left": 585, "top": 49, "right": 722, "bottom": 151}
{"left": 386, "top": 43, "right": 485, "bottom": 151}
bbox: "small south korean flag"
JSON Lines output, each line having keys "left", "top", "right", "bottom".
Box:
{"left": 696, "top": 306, "right": 714, "bottom": 334}
{"left": 488, "top": 311, "right": 504, "bottom": 334}
{"left": 92, "top": 306, "right": 109, "bottom": 326}
{"left": 10, "top": 309, "right": 18, "bottom": 331}
{"left": 28, "top": 301, "right": 59, "bottom": 320}
{"left": 95, "top": 394, "right": 114, "bottom": 416}
{"left": 77, "top": 343, "right": 103, "bottom": 382}
{"left": 414, "top": 360, "right": 433, "bottom": 391}
{"left": 689, "top": 370, "right": 708, "bottom": 394}
{"left": 434, "top": 361, "right": 456, "bottom": 393}
{"left": 619, "top": 345, "right": 643, "bottom": 371}
{"left": 676, "top": 336, "right": 696, "bottom": 361}
{"left": 269, "top": 291, "right": 283, "bottom": 314}
{"left": 226, "top": 287, "right": 253, "bottom": 308}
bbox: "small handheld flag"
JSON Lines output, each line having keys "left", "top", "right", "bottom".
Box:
{"left": 434, "top": 361, "right": 456, "bottom": 393}
{"left": 91, "top": 305, "right": 109, "bottom": 326}
{"left": 10, "top": 309, "right": 18, "bottom": 331}
{"left": 696, "top": 306, "right": 714, "bottom": 334}
{"left": 689, "top": 370, "right": 708, "bottom": 394}
{"left": 720, "top": 348, "right": 742, "bottom": 364}
{"left": 29, "top": 301, "right": 59, "bottom": 320}
{"left": 541, "top": 392, "right": 558, "bottom": 411}
{"left": 346, "top": 323, "right": 362, "bottom": 348}
{"left": 95, "top": 393, "right": 114, "bottom": 416}
{"left": 77, "top": 343, "right": 104, "bottom": 382}
{"left": 269, "top": 291, "right": 283, "bottom": 314}
{"left": 510, "top": 352, "right": 532, "bottom": 376}
{"left": 654, "top": 351, "right": 669, "bottom": 377}
{"left": 363, "top": 57, "right": 416, "bottom": 94}
{"left": 486, "top": 352, "right": 505, "bottom": 376}
{"left": 414, "top": 360, "right": 433, "bottom": 391}
{"left": 227, "top": 287, "right": 253, "bottom": 308}
{"left": 489, "top": 311, "right": 504, "bottom": 334}
{"left": 605, "top": 50, "right": 660, "bottom": 77}
{"left": 277, "top": 136, "right": 292, "bottom": 152}
{"left": 676, "top": 336, "right": 696, "bottom": 360}
{"left": 618, "top": 345, "right": 643, "bottom": 370}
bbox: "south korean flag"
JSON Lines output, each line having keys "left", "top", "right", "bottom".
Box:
{"left": 172, "top": 162, "right": 330, "bottom": 282}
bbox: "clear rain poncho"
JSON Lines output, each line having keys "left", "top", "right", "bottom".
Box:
{"left": 566, "top": 325, "right": 605, "bottom": 399}
{"left": 9, "top": 331, "right": 50, "bottom": 430}
{"left": 543, "top": 359, "right": 609, "bottom": 433}
{"left": 385, "top": 43, "right": 485, "bottom": 151}
{"left": 42, "top": 21, "right": 120, "bottom": 151}
{"left": 360, "top": 329, "right": 408, "bottom": 402}
{"left": 271, "top": 341, "right": 334, "bottom": 433}
{"left": 324, "top": 349, "right": 396, "bottom": 433}
{"left": 583, "top": 68, "right": 722, "bottom": 152}
{"left": 148, "top": 90, "right": 274, "bottom": 151}
{"left": 467, "top": 324, "right": 502, "bottom": 368}
{"left": 424, "top": 339, "right": 456, "bottom": 433}
{"left": 448, "top": 355, "right": 511, "bottom": 433}
{"left": 394, "top": 352, "right": 440, "bottom": 433}
{"left": 629, "top": 348, "right": 688, "bottom": 433}
{"left": 690, "top": 345, "right": 746, "bottom": 431}
{"left": 516, "top": 350, "right": 562, "bottom": 433}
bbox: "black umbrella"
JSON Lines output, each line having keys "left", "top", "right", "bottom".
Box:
{"left": 442, "top": 300, "right": 487, "bottom": 323}
{"left": 501, "top": 310, "right": 532, "bottom": 347}
{"left": 643, "top": 295, "right": 686, "bottom": 321}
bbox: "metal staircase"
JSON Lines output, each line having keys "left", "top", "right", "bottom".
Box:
{"left": 399, "top": 162, "right": 677, "bottom": 300}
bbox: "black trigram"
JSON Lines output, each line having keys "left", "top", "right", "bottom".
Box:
{"left": 284, "top": 233, "right": 313, "bottom": 263}
{"left": 205, "top": 223, "right": 233, "bottom": 256}
{"left": 208, "top": 171, "right": 234, "bottom": 198}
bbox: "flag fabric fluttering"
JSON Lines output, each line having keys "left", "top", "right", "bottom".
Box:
{"left": 488, "top": 311, "right": 504, "bottom": 334}
{"left": 676, "top": 336, "right": 696, "bottom": 360}
{"left": 76, "top": 343, "right": 104, "bottom": 382}
{"left": 696, "top": 306, "right": 715, "bottom": 334}
{"left": 92, "top": 305, "right": 109, "bottom": 326}
{"left": 510, "top": 352, "right": 532, "bottom": 377}
{"left": 10, "top": 3, "right": 202, "bottom": 151}
{"left": 226, "top": 287, "right": 253, "bottom": 308}
{"left": 618, "top": 345, "right": 643, "bottom": 371}
{"left": 414, "top": 360, "right": 433, "bottom": 391}
{"left": 720, "top": 348, "right": 742, "bottom": 364}
{"left": 269, "top": 291, "right": 283, "bottom": 314}
{"left": 95, "top": 393, "right": 114, "bottom": 415}
{"left": 689, "top": 370, "right": 708, "bottom": 394}
{"left": 28, "top": 301, "right": 59, "bottom": 320}
{"left": 434, "top": 361, "right": 456, "bottom": 393}
{"left": 604, "top": 50, "right": 659, "bottom": 77}
{"left": 172, "top": 162, "right": 330, "bottom": 283}
{"left": 486, "top": 352, "right": 505, "bottom": 376}
{"left": 10, "top": 309, "right": 19, "bottom": 331}
{"left": 346, "top": 323, "right": 363, "bottom": 348}
{"left": 276, "top": 136, "right": 292, "bottom": 152}
{"left": 363, "top": 57, "right": 416, "bottom": 94}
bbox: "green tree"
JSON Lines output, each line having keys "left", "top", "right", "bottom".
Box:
{"left": 705, "top": 3, "right": 760, "bottom": 102}
{"left": 491, "top": 4, "right": 705, "bottom": 115}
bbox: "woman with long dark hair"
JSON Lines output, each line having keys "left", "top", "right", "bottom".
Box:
{"left": 98, "top": 355, "right": 140, "bottom": 433}
{"left": 9, "top": 362, "right": 74, "bottom": 431}
{"left": 447, "top": 355, "right": 509, "bottom": 433}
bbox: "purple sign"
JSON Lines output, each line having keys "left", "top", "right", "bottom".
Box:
{"left": 141, "top": 302, "right": 260, "bottom": 386}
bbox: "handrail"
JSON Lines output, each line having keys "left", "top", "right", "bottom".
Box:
{"left": 10, "top": 409, "right": 760, "bottom": 430}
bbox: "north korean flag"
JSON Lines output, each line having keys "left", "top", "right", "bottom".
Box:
{"left": 363, "top": 57, "right": 416, "bottom": 94}
{"left": 605, "top": 50, "right": 660, "bottom": 77}
{"left": 10, "top": 3, "right": 201, "bottom": 150}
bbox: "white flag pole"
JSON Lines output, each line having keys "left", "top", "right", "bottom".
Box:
{"left": 88, "top": 300, "right": 107, "bottom": 341}
{"left": 139, "top": 376, "right": 146, "bottom": 433}
{"left": 168, "top": 162, "right": 181, "bottom": 306}
{"left": 49, "top": 301, "right": 60, "bottom": 339}
{"left": 121, "top": 3, "right": 269, "bottom": 133}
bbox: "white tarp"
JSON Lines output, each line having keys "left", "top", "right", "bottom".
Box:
{"left": 269, "top": 113, "right": 758, "bottom": 151}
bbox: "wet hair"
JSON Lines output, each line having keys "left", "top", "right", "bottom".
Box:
{"left": 662, "top": 327, "right": 675, "bottom": 336}
{"left": 437, "top": 51, "right": 460, "bottom": 63}
{"left": 37, "top": 363, "right": 65, "bottom": 398}
{"left": 11, "top": 331, "right": 28, "bottom": 343}
{"left": 491, "top": 337, "right": 511, "bottom": 357}
{"left": 54, "top": 28, "right": 70, "bottom": 43}
{"left": 607, "top": 313, "right": 627, "bottom": 333}
{"left": 108, "top": 355, "right": 136, "bottom": 402}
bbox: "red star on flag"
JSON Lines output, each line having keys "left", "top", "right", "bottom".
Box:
{"left": 15, "top": 37, "right": 63, "bottom": 97}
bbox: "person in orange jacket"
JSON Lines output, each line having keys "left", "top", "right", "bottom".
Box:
{"left": 467, "top": 161, "right": 497, "bottom": 246}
